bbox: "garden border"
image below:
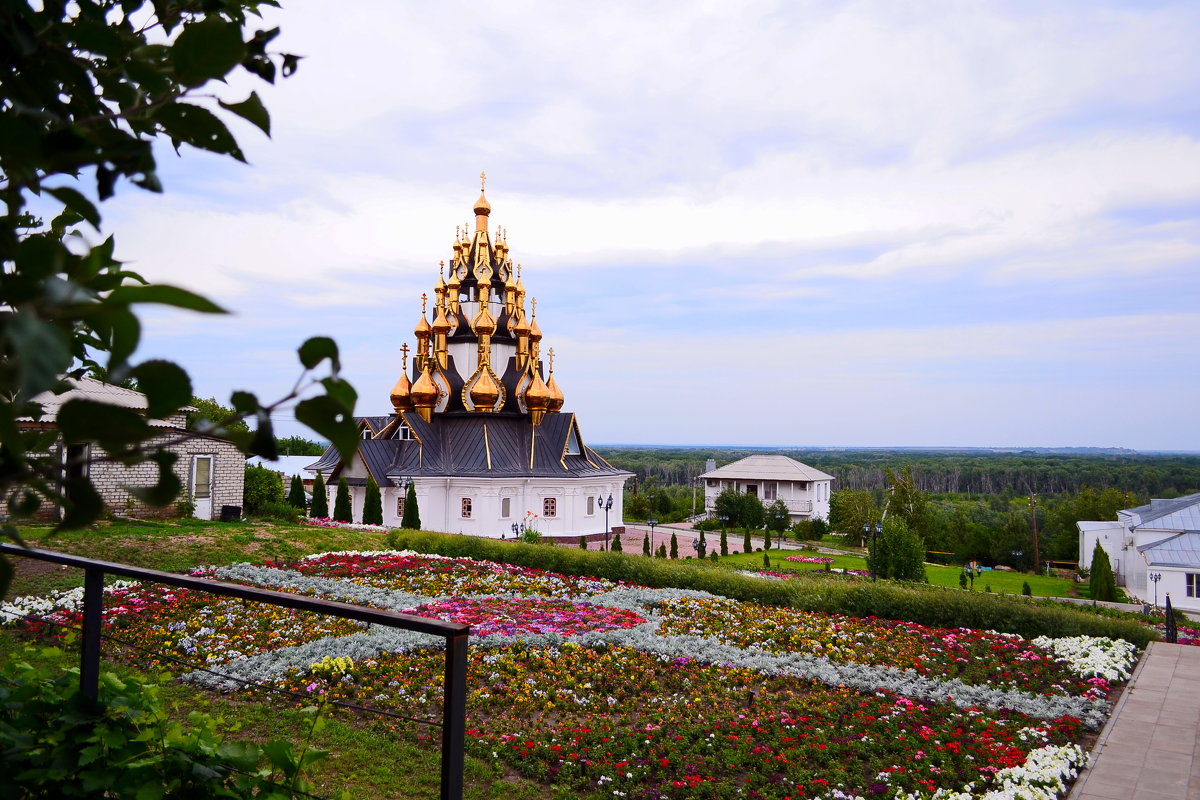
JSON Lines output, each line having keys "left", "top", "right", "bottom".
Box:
{"left": 0, "top": 544, "right": 470, "bottom": 800}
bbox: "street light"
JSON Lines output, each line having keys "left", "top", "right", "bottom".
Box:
{"left": 510, "top": 522, "right": 520, "bottom": 540}
{"left": 600, "top": 494, "right": 614, "bottom": 550}
{"left": 1149, "top": 572, "right": 1162, "bottom": 608}
{"left": 648, "top": 518, "right": 658, "bottom": 556}
{"left": 866, "top": 522, "right": 883, "bottom": 582}
{"left": 773, "top": 509, "right": 787, "bottom": 547}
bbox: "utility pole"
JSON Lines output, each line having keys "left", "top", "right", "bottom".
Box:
{"left": 1029, "top": 493, "right": 1041, "bottom": 575}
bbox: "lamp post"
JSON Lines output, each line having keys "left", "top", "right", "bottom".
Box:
{"left": 600, "top": 494, "right": 614, "bottom": 550}
{"left": 648, "top": 518, "right": 658, "bottom": 556}
{"left": 1149, "top": 572, "right": 1162, "bottom": 608}
{"left": 510, "top": 522, "right": 520, "bottom": 540}
{"left": 773, "top": 509, "right": 787, "bottom": 547}
{"left": 872, "top": 522, "right": 882, "bottom": 582}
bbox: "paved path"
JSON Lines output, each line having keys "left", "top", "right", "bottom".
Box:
{"left": 1069, "top": 641, "right": 1200, "bottom": 800}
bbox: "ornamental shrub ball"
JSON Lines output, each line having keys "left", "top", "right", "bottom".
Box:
{"left": 287, "top": 474, "right": 306, "bottom": 510}
{"left": 310, "top": 472, "right": 329, "bottom": 518}
{"left": 400, "top": 482, "right": 421, "bottom": 529}
{"left": 363, "top": 477, "right": 383, "bottom": 526}
{"left": 333, "top": 477, "right": 352, "bottom": 523}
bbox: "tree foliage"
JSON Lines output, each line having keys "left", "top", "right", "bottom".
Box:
{"left": 0, "top": 0, "right": 359, "bottom": 595}
{"left": 187, "top": 397, "right": 250, "bottom": 435}
{"left": 333, "top": 478, "right": 352, "bottom": 523}
{"left": 243, "top": 465, "right": 283, "bottom": 513}
{"left": 1089, "top": 541, "right": 1118, "bottom": 602}
{"left": 885, "top": 467, "right": 930, "bottom": 537}
{"left": 868, "top": 518, "right": 928, "bottom": 583}
{"left": 362, "top": 477, "right": 382, "bottom": 526}
{"left": 286, "top": 474, "right": 306, "bottom": 509}
{"left": 766, "top": 499, "right": 790, "bottom": 533}
{"left": 276, "top": 435, "right": 327, "bottom": 456}
{"left": 829, "top": 489, "right": 880, "bottom": 544}
{"left": 309, "top": 472, "right": 328, "bottom": 518}
{"left": 400, "top": 482, "right": 421, "bottom": 530}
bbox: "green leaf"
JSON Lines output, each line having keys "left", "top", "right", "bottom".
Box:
{"left": 128, "top": 452, "right": 181, "bottom": 507}
{"left": 6, "top": 314, "right": 72, "bottom": 403}
{"left": 103, "top": 306, "right": 142, "bottom": 373}
{"left": 45, "top": 186, "right": 101, "bottom": 229}
{"left": 216, "top": 740, "right": 261, "bottom": 772}
{"left": 219, "top": 91, "right": 270, "bottom": 136}
{"left": 108, "top": 284, "right": 226, "bottom": 313}
{"left": 294, "top": 395, "right": 357, "bottom": 462}
{"left": 131, "top": 360, "right": 191, "bottom": 418}
{"left": 172, "top": 17, "right": 247, "bottom": 87}
{"left": 57, "top": 400, "right": 151, "bottom": 448}
{"left": 153, "top": 103, "right": 245, "bottom": 162}
{"left": 260, "top": 740, "right": 297, "bottom": 775}
{"left": 320, "top": 377, "right": 357, "bottom": 409}
{"left": 135, "top": 782, "right": 164, "bottom": 800}
{"left": 298, "top": 337, "right": 339, "bottom": 370}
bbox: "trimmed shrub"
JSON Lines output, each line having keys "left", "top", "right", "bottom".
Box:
{"left": 253, "top": 502, "right": 300, "bottom": 523}
{"left": 743, "top": 529, "right": 752, "bottom": 554}
{"left": 400, "top": 481, "right": 420, "bottom": 529}
{"left": 384, "top": 530, "right": 1157, "bottom": 646}
{"left": 363, "top": 477, "right": 383, "bottom": 526}
{"left": 581, "top": 536, "right": 589, "bottom": 550}
{"left": 310, "top": 472, "right": 328, "bottom": 518}
{"left": 720, "top": 530, "right": 728, "bottom": 557}
{"left": 243, "top": 465, "right": 284, "bottom": 514}
{"left": 333, "top": 478, "right": 352, "bottom": 523}
{"left": 612, "top": 533, "right": 623, "bottom": 553}
{"left": 287, "top": 474, "right": 306, "bottom": 510}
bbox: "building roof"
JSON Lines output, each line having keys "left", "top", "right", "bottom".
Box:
{"left": 246, "top": 455, "right": 321, "bottom": 478}
{"left": 699, "top": 454, "right": 834, "bottom": 483}
{"left": 309, "top": 411, "right": 631, "bottom": 486}
{"left": 1121, "top": 492, "right": 1200, "bottom": 532}
{"left": 21, "top": 376, "right": 191, "bottom": 428}
{"left": 1136, "top": 532, "right": 1200, "bottom": 568}
{"left": 1078, "top": 520, "right": 1123, "bottom": 533}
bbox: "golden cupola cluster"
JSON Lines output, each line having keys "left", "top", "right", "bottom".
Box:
{"left": 389, "top": 174, "right": 566, "bottom": 425}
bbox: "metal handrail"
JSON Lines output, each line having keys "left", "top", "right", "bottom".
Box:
{"left": 1, "top": 544, "right": 469, "bottom": 800}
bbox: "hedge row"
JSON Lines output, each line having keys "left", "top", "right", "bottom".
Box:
{"left": 384, "top": 530, "right": 1157, "bottom": 647}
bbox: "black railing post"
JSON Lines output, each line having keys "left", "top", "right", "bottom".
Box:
{"left": 80, "top": 566, "right": 104, "bottom": 700}
{"left": 441, "top": 632, "right": 469, "bottom": 800}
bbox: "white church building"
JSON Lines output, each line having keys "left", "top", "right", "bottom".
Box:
{"left": 1078, "top": 492, "right": 1200, "bottom": 612}
{"left": 307, "top": 181, "right": 630, "bottom": 539}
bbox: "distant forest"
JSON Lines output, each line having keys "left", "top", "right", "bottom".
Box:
{"left": 592, "top": 446, "right": 1200, "bottom": 499}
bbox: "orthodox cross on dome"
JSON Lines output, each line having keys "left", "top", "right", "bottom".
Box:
{"left": 400, "top": 342, "right": 409, "bottom": 365}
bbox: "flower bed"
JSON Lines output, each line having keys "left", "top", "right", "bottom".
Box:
{"left": 2, "top": 550, "right": 1138, "bottom": 799}
{"left": 784, "top": 555, "right": 835, "bottom": 565}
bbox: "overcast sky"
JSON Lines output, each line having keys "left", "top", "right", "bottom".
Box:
{"left": 100, "top": 0, "right": 1200, "bottom": 451}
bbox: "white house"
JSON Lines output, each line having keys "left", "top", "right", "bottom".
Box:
{"left": 308, "top": 184, "right": 631, "bottom": 538}
{"left": 698, "top": 455, "right": 834, "bottom": 523}
{"left": 1078, "top": 492, "right": 1200, "bottom": 612}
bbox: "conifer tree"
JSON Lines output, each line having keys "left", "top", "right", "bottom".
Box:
{"left": 287, "top": 474, "right": 306, "bottom": 510}
{"left": 656, "top": 544, "right": 667, "bottom": 559}
{"left": 401, "top": 482, "right": 421, "bottom": 529}
{"left": 764, "top": 528, "right": 772, "bottom": 550}
{"left": 612, "top": 533, "right": 623, "bottom": 553}
{"left": 743, "top": 529, "right": 752, "bottom": 554}
{"left": 763, "top": 552, "right": 770, "bottom": 569}
{"left": 670, "top": 532, "right": 678, "bottom": 559}
{"left": 720, "top": 529, "right": 728, "bottom": 556}
{"left": 643, "top": 534, "right": 651, "bottom": 556}
{"left": 333, "top": 477, "right": 352, "bottom": 522}
{"left": 310, "top": 472, "right": 329, "bottom": 519}
{"left": 1089, "top": 541, "right": 1118, "bottom": 602}
{"left": 363, "top": 477, "right": 383, "bottom": 526}
{"left": 580, "top": 536, "right": 589, "bottom": 549}
{"left": 699, "top": 530, "right": 707, "bottom": 557}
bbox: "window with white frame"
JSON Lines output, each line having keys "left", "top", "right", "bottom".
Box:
{"left": 762, "top": 482, "right": 776, "bottom": 501}
{"left": 543, "top": 497, "right": 557, "bottom": 518}
{"left": 501, "top": 497, "right": 511, "bottom": 518}
{"left": 587, "top": 496, "right": 595, "bottom": 515}
{"left": 396, "top": 496, "right": 405, "bottom": 516}
{"left": 1188, "top": 573, "right": 1199, "bottom": 598}
{"left": 461, "top": 497, "right": 472, "bottom": 518}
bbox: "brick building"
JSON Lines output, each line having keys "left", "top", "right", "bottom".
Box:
{"left": 16, "top": 377, "right": 243, "bottom": 520}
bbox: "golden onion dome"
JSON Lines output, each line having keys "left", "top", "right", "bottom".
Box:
{"left": 435, "top": 261, "right": 447, "bottom": 293}
{"left": 390, "top": 372, "right": 413, "bottom": 412}
{"left": 472, "top": 295, "right": 496, "bottom": 336}
{"left": 473, "top": 191, "right": 491, "bottom": 217}
{"left": 469, "top": 369, "right": 501, "bottom": 410}
{"left": 524, "top": 367, "right": 550, "bottom": 412}
{"left": 546, "top": 371, "right": 564, "bottom": 413}
{"left": 432, "top": 303, "right": 452, "bottom": 335}
{"left": 414, "top": 293, "right": 432, "bottom": 339}
{"left": 528, "top": 314, "right": 542, "bottom": 343}
{"left": 411, "top": 362, "right": 438, "bottom": 409}
{"left": 512, "top": 307, "right": 530, "bottom": 337}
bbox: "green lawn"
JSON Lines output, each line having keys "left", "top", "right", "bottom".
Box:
{"left": 718, "top": 547, "right": 1083, "bottom": 598}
